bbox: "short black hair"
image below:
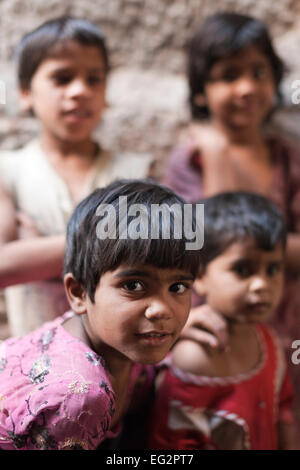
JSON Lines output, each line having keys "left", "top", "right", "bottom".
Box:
{"left": 188, "top": 12, "right": 285, "bottom": 120}
{"left": 199, "top": 191, "right": 286, "bottom": 269}
{"left": 64, "top": 179, "right": 202, "bottom": 302}
{"left": 16, "top": 16, "right": 109, "bottom": 90}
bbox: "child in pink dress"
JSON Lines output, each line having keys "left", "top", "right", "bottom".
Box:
{"left": 162, "top": 12, "right": 300, "bottom": 442}
{"left": 149, "top": 192, "right": 295, "bottom": 450}
{"left": 0, "top": 179, "right": 202, "bottom": 450}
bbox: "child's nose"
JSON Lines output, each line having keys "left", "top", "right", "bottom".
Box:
{"left": 66, "top": 78, "right": 91, "bottom": 99}
{"left": 236, "top": 75, "right": 257, "bottom": 96}
{"left": 144, "top": 299, "right": 173, "bottom": 321}
{"left": 249, "top": 275, "right": 268, "bottom": 292}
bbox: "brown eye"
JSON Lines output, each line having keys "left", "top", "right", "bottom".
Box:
{"left": 52, "top": 75, "right": 72, "bottom": 85}
{"left": 169, "top": 283, "right": 189, "bottom": 294}
{"left": 232, "top": 263, "right": 251, "bottom": 278}
{"left": 253, "top": 66, "right": 267, "bottom": 79}
{"left": 87, "top": 75, "right": 104, "bottom": 85}
{"left": 123, "top": 280, "right": 144, "bottom": 292}
{"left": 267, "top": 263, "right": 281, "bottom": 276}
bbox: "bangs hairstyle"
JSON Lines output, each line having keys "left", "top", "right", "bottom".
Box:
{"left": 64, "top": 179, "right": 202, "bottom": 302}
{"left": 200, "top": 191, "right": 286, "bottom": 268}
{"left": 16, "top": 15, "right": 109, "bottom": 90}
{"left": 188, "top": 12, "right": 285, "bottom": 120}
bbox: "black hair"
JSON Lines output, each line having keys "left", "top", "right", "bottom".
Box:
{"left": 200, "top": 191, "right": 286, "bottom": 269}
{"left": 16, "top": 16, "right": 109, "bottom": 90}
{"left": 64, "top": 179, "right": 202, "bottom": 302}
{"left": 188, "top": 12, "right": 285, "bottom": 120}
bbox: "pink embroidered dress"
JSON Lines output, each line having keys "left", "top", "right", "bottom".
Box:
{"left": 0, "top": 311, "right": 152, "bottom": 450}
{"left": 148, "top": 324, "right": 294, "bottom": 450}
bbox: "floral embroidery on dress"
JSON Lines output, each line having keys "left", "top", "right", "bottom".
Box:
{"left": 68, "top": 380, "right": 90, "bottom": 394}
{"left": 61, "top": 437, "right": 89, "bottom": 450}
{"left": 38, "top": 328, "right": 57, "bottom": 352}
{"left": 86, "top": 351, "right": 106, "bottom": 368}
{"left": 0, "top": 313, "right": 147, "bottom": 450}
{"left": 100, "top": 381, "right": 115, "bottom": 418}
{"left": 29, "top": 355, "right": 51, "bottom": 384}
{"left": 29, "top": 424, "right": 58, "bottom": 450}
{"left": 0, "top": 358, "right": 7, "bottom": 373}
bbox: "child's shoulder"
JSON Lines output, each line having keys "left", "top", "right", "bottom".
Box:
{"left": 171, "top": 338, "right": 216, "bottom": 376}
{"left": 0, "top": 139, "right": 43, "bottom": 177}
{"left": 109, "top": 149, "right": 154, "bottom": 180}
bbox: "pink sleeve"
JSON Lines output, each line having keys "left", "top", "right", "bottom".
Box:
{"left": 278, "top": 369, "right": 295, "bottom": 424}
{"left": 162, "top": 144, "right": 204, "bottom": 203}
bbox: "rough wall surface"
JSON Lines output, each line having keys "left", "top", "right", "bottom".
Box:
{"left": 0, "top": 0, "right": 299, "bottom": 170}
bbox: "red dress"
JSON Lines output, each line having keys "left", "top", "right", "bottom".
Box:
{"left": 162, "top": 136, "right": 300, "bottom": 443}
{"left": 148, "top": 324, "right": 294, "bottom": 450}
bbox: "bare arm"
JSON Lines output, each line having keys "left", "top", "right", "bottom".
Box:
{"left": 180, "top": 304, "right": 229, "bottom": 351}
{"left": 285, "top": 234, "right": 300, "bottom": 274}
{"left": 0, "top": 180, "right": 65, "bottom": 287}
{"left": 277, "top": 422, "right": 295, "bottom": 450}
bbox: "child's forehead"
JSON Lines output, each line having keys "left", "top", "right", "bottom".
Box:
{"left": 106, "top": 263, "right": 195, "bottom": 282}
{"left": 221, "top": 238, "right": 284, "bottom": 260}
{"left": 210, "top": 45, "right": 271, "bottom": 69}
{"left": 41, "top": 40, "right": 106, "bottom": 69}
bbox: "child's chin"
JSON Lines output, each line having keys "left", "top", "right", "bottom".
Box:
{"left": 129, "top": 350, "right": 169, "bottom": 365}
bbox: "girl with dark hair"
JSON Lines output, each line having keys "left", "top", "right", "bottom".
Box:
{"left": 162, "top": 12, "right": 300, "bottom": 445}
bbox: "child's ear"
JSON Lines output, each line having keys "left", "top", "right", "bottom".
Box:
{"left": 64, "top": 273, "right": 87, "bottom": 315}
{"left": 194, "top": 93, "right": 207, "bottom": 108}
{"left": 19, "top": 87, "right": 33, "bottom": 112}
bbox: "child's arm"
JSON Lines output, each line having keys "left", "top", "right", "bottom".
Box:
{"left": 286, "top": 234, "right": 300, "bottom": 274}
{"left": 172, "top": 332, "right": 215, "bottom": 376}
{"left": 277, "top": 422, "right": 295, "bottom": 450}
{"left": 180, "top": 304, "right": 229, "bottom": 351}
{"left": 0, "top": 181, "right": 65, "bottom": 287}
{"left": 277, "top": 364, "right": 296, "bottom": 450}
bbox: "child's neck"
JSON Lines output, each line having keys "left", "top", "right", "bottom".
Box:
{"left": 40, "top": 130, "right": 97, "bottom": 161}
{"left": 212, "top": 119, "right": 265, "bottom": 146}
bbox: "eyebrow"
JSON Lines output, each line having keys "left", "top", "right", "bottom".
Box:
{"left": 114, "top": 269, "right": 194, "bottom": 282}
{"left": 50, "top": 66, "right": 106, "bottom": 74}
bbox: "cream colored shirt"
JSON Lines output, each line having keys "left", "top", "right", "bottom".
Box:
{"left": 0, "top": 139, "right": 153, "bottom": 335}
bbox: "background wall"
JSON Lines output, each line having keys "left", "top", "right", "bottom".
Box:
{"left": 0, "top": 0, "right": 299, "bottom": 336}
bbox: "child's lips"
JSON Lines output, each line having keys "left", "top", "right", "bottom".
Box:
{"left": 247, "top": 301, "right": 271, "bottom": 314}
{"left": 135, "top": 331, "right": 173, "bottom": 346}
{"left": 62, "top": 108, "right": 93, "bottom": 122}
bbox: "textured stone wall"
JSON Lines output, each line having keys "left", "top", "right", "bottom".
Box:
{"left": 0, "top": 0, "right": 300, "bottom": 170}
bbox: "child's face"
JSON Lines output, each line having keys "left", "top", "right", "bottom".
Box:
{"left": 20, "top": 41, "right": 107, "bottom": 144}
{"left": 202, "top": 46, "right": 275, "bottom": 130}
{"left": 194, "top": 239, "right": 284, "bottom": 324}
{"left": 66, "top": 264, "right": 194, "bottom": 364}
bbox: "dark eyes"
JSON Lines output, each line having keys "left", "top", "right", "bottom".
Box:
{"left": 232, "top": 262, "right": 281, "bottom": 278}
{"left": 123, "top": 280, "right": 144, "bottom": 292}
{"left": 218, "top": 65, "right": 270, "bottom": 83}
{"left": 122, "top": 280, "right": 190, "bottom": 294}
{"left": 232, "top": 263, "right": 251, "bottom": 277}
{"left": 267, "top": 263, "right": 281, "bottom": 276}
{"left": 52, "top": 75, "right": 105, "bottom": 86}
{"left": 169, "top": 283, "right": 190, "bottom": 294}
